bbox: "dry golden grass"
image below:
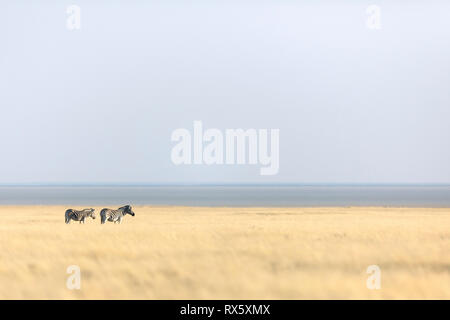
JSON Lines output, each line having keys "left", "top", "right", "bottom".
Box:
{"left": 0, "top": 206, "right": 449, "bottom": 299}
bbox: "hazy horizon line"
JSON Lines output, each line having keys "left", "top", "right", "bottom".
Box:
{"left": 1, "top": 183, "right": 450, "bottom": 187}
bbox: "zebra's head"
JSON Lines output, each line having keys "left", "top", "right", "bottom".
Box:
{"left": 123, "top": 205, "right": 135, "bottom": 216}
{"left": 88, "top": 208, "right": 96, "bottom": 219}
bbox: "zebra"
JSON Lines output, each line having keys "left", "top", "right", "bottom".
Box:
{"left": 65, "top": 208, "right": 96, "bottom": 224}
{"left": 100, "top": 205, "right": 135, "bottom": 224}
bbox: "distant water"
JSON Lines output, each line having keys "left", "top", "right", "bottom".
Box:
{"left": 0, "top": 186, "right": 449, "bottom": 207}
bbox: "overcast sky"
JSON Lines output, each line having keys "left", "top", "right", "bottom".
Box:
{"left": 1, "top": 1, "right": 449, "bottom": 185}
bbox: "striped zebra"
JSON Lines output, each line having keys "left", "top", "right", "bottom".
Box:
{"left": 65, "top": 208, "right": 96, "bottom": 224}
{"left": 100, "top": 205, "right": 135, "bottom": 224}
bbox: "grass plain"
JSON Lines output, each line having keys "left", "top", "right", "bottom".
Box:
{"left": 0, "top": 206, "right": 449, "bottom": 299}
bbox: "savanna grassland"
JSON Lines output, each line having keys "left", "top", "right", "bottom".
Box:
{"left": 0, "top": 206, "right": 449, "bottom": 299}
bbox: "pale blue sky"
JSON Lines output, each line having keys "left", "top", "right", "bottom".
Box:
{"left": 1, "top": 1, "right": 449, "bottom": 184}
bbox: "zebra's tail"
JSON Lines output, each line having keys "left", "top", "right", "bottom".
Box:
{"left": 65, "top": 209, "right": 72, "bottom": 224}
{"left": 100, "top": 209, "right": 107, "bottom": 224}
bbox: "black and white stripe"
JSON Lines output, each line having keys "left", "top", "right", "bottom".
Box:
{"left": 65, "top": 208, "right": 96, "bottom": 224}
{"left": 100, "top": 205, "right": 135, "bottom": 224}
